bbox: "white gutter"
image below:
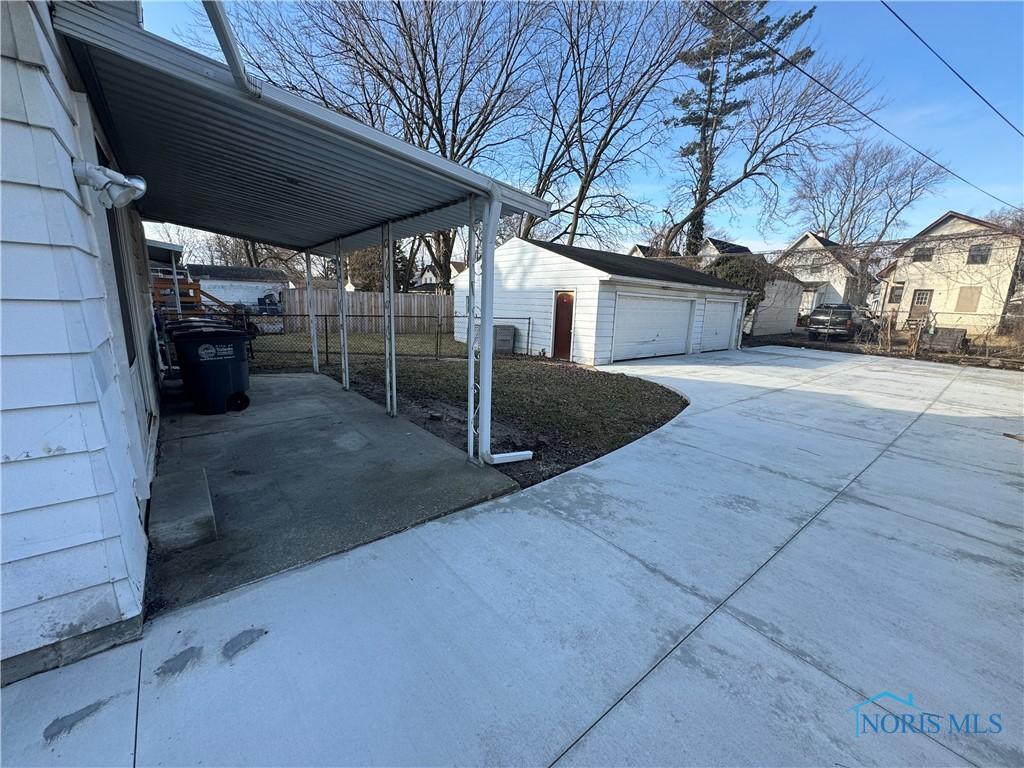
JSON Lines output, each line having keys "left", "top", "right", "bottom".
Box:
{"left": 477, "top": 188, "right": 532, "bottom": 465}
{"left": 202, "top": 1, "right": 261, "bottom": 98}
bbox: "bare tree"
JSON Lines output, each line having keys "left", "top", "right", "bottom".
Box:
{"left": 517, "top": 1, "right": 699, "bottom": 245}
{"left": 659, "top": 47, "right": 877, "bottom": 254}
{"left": 789, "top": 138, "right": 946, "bottom": 244}
{"left": 787, "top": 138, "right": 947, "bottom": 304}
{"left": 217, "top": 0, "right": 542, "bottom": 292}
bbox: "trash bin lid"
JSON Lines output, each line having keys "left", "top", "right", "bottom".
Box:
{"left": 173, "top": 327, "right": 248, "bottom": 341}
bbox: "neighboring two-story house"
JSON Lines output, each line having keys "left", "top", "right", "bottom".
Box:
{"left": 876, "top": 211, "right": 1023, "bottom": 334}
{"left": 774, "top": 231, "right": 857, "bottom": 317}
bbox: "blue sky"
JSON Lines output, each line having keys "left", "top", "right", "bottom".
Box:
{"left": 141, "top": 1, "right": 1022, "bottom": 251}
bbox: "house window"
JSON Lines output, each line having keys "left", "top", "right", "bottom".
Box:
{"left": 911, "top": 248, "right": 933, "bottom": 262}
{"left": 967, "top": 244, "right": 991, "bottom": 265}
{"left": 912, "top": 290, "right": 932, "bottom": 306}
{"left": 954, "top": 286, "right": 982, "bottom": 313}
{"left": 887, "top": 284, "right": 904, "bottom": 304}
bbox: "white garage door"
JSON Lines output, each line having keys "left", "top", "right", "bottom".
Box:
{"left": 612, "top": 294, "right": 693, "bottom": 361}
{"left": 702, "top": 300, "right": 739, "bottom": 352}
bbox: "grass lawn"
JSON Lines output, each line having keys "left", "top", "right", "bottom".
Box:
{"left": 249, "top": 331, "right": 463, "bottom": 371}
{"left": 327, "top": 356, "right": 687, "bottom": 487}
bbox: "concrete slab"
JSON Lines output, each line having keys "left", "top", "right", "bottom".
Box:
{"left": 147, "top": 467, "right": 217, "bottom": 552}
{"left": 723, "top": 491, "right": 1022, "bottom": 767}
{"left": 1, "top": 641, "right": 141, "bottom": 767}
{"left": 558, "top": 611, "right": 966, "bottom": 767}
{"left": 5, "top": 348, "right": 1019, "bottom": 767}
{"left": 134, "top": 506, "right": 710, "bottom": 767}
{"left": 147, "top": 374, "right": 517, "bottom": 615}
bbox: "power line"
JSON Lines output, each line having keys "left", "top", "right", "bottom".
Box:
{"left": 880, "top": 0, "right": 1023, "bottom": 138}
{"left": 703, "top": 0, "right": 1024, "bottom": 213}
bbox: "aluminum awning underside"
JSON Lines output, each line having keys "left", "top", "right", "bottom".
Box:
{"left": 53, "top": 3, "right": 549, "bottom": 254}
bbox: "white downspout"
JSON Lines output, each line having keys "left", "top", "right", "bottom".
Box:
{"left": 478, "top": 189, "right": 532, "bottom": 465}
{"left": 203, "top": 1, "right": 262, "bottom": 98}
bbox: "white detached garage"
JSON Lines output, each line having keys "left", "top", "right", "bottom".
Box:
{"left": 454, "top": 239, "right": 749, "bottom": 365}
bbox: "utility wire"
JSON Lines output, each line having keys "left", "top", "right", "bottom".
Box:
{"left": 880, "top": 0, "right": 1023, "bottom": 138}
{"left": 703, "top": 0, "right": 1024, "bottom": 213}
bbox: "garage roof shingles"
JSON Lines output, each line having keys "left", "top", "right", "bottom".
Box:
{"left": 524, "top": 240, "right": 749, "bottom": 292}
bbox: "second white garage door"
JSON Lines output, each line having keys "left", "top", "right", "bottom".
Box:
{"left": 702, "top": 299, "right": 739, "bottom": 352}
{"left": 612, "top": 294, "right": 693, "bottom": 361}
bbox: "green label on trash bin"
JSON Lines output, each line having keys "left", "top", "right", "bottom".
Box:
{"left": 197, "top": 343, "right": 237, "bottom": 361}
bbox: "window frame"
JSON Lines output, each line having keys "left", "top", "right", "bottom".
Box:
{"left": 911, "top": 248, "right": 934, "bottom": 263}
{"left": 887, "top": 284, "right": 904, "bottom": 304}
{"left": 966, "top": 244, "right": 991, "bottom": 265}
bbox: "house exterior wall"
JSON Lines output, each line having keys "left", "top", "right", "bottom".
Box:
{"left": 200, "top": 278, "right": 287, "bottom": 308}
{"left": 778, "top": 238, "right": 851, "bottom": 314}
{"left": 748, "top": 278, "right": 802, "bottom": 336}
{"left": 878, "top": 218, "right": 1021, "bottom": 335}
{"left": 1, "top": 1, "right": 156, "bottom": 677}
{"left": 453, "top": 239, "right": 605, "bottom": 363}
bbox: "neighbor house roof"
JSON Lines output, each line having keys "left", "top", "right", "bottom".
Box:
{"left": 633, "top": 243, "right": 684, "bottom": 259}
{"left": 892, "top": 210, "right": 1022, "bottom": 254}
{"left": 703, "top": 237, "right": 752, "bottom": 255}
{"left": 188, "top": 264, "right": 290, "bottom": 282}
{"left": 523, "top": 239, "right": 748, "bottom": 291}
{"left": 777, "top": 231, "right": 854, "bottom": 276}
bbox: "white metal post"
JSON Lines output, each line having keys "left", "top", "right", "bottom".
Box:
{"left": 465, "top": 196, "right": 477, "bottom": 461}
{"left": 170, "top": 249, "right": 183, "bottom": 318}
{"left": 334, "top": 240, "right": 350, "bottom": 389}
{"left": 305, "top": 252, "right": 320, "bottom": 373}
{"left": 478, "top": 193, "right": 532, "bottom": 465}
{"left": 380, "top": 227, "right": 392, "bottom": 414}
{"left": 386, "top": 224, "right": 398, "bottom": 414}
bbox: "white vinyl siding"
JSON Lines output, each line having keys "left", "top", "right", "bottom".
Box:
{"left": 1, "top": 2, "right": 154, "bottom": 662}
{"left": 200, "top": 278, "right": 288, "bottom": 307}
{"left": 611, "top": 294, "right": 693, "bottom": 361}
{"left": 748, "top": 279, "right": 802, "bottom": 336}
{"left": 453, "top": 240, "right": 605, "bottom": 362}
{"left": 454, "top": 239, "right": 748, "bottom": 365}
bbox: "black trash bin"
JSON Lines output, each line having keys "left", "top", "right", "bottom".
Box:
{"left": 173, "top": 328, "right": 250, "bottom": 414}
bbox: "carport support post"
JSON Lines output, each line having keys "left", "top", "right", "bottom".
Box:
{"left": 465, "top": 196, "right": 477, "bottom": 461}
{"left": 381, "top": 223, "right": 398, "bottom": 416}
{"left": 305, "top": 252, "right": 320, "bottom": 373}
{"left": 334, "top": 240, "right": 350, "bottom": 390}
{"left": 478, "top": 193, "right": 532, "bottom": 465}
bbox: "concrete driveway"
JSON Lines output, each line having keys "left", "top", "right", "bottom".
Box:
{"left": 4, "top": 347, "right": 1021, "bottom": 767}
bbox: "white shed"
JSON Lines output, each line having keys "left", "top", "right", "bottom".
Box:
{"left": 187, "top": 264, "right": 293, "bottom": 308}
{"left": 454, "top": 239, "right": 749, "bottom": 365}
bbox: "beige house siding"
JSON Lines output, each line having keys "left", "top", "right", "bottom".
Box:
{"left": 878, "top": 216, "right": 1021, "bottom": 335}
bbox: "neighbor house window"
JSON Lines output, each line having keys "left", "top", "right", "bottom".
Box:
{"left": 911, "top": 248, "right": 933, "bottom": 262}
{"left": 967, "top": 244, "right": 991, "bottom": 265}
{"left": 887, "top": 284, "right": 904, "bottom": 304}
{"left": 954, "top": 286, "right": 982, "bottom": 313}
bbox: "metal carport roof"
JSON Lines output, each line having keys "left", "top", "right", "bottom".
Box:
{"left": 52, "top": 2, "right": 549, "bottom": 254}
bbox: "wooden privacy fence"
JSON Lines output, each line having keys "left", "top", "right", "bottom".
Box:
{"left": 281, "top": 289, "right": 453, "bottom": 333}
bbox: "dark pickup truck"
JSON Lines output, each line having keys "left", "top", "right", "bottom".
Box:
{"left": 806, "top": 304, "right": 873, "bottom": 341}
